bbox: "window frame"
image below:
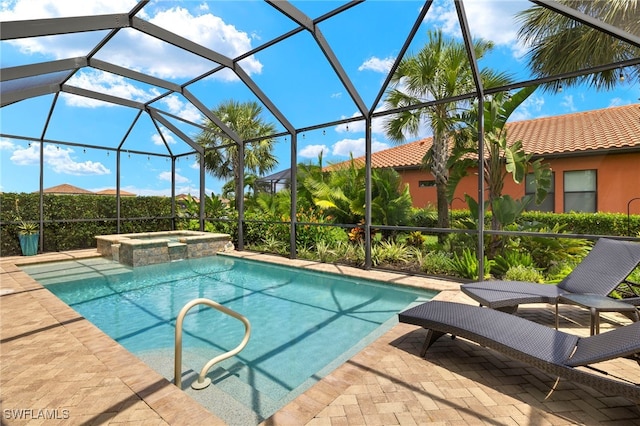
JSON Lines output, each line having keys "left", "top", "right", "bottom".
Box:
{"left": 563, "top": 169, "right": 597, "bottom": 213}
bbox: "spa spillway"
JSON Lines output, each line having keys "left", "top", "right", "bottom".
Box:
{"left": 96, "top": 231, "right": 233, "bottom": 267}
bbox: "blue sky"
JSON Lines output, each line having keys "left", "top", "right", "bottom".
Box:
{"left": 1, "top": 0, "right": 638, "bottom": 196}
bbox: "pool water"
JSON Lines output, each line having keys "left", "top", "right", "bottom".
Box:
{"left": 23, "top": 256, "right": 435, "bottom": 423}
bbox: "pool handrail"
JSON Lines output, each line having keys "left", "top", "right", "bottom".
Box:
{"left": 174, "top": 298, "right": 252, "bottom": 390}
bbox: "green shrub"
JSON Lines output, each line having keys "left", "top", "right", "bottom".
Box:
{"left": 504, "top": 265, "right": 544, "bottom": 283}
{"left": 491, "top": 250, "right": 535, "bottom": 278}
{"left": 513, "top": 226, "right": 591, "bottom": 271}
{"left": 0, "top": 192, "right": 173, "bottom": 256}
{"left": 421, "top": 251, "right": 455, "bottom": 276}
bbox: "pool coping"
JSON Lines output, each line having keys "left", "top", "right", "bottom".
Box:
{"left": 0, "top": 249, "right": 460, "bottom": 425}
{"left": 4, "top": 250, "right": 638, "bottom": 425}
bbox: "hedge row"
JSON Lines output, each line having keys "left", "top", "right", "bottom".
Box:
{"left": 1, "top": 192, "right": 173, "bottom": 256}
{"left": 1, "top": 192, "right": 638, "bottom": 257}
{"left": 413, "top": 209, "right": 640, "bottom": 237}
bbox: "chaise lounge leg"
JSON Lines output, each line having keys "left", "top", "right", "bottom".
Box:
{"left": 420, "top": 329, "right": 445, "bottom": 357}
{"left": 495, "top": 305, "right": 518, "bottom": 314}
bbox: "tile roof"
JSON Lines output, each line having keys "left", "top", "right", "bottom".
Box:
{"left": 339, "top": 104, "right": 640, "bottom": 170}
{"left": 40, "top": 184, "right": 94, "bottom": 195}
{"left": 95, "top": 189, "right": 137, "bottom": 196}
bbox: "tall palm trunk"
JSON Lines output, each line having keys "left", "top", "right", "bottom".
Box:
{"left": 431, "top": 132, "right": 450, "bottom": 230}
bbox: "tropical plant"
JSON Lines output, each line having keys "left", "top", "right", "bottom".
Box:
{"left": 402, "top": 231, "right": 426, "bottom": 248}
{"left": 516, "top": 0, "right": 640, "bottom": 91}
{"left": 515, "top": 228, "right": 591, "bottom": 271}
{"left": 451, "top": 86, "right": 552, "bottom": 255}
{"left": 370, "top": 240, "right": 413, "bottom": 267}
{"left": 491, "top": 250, "right": 535, "bottom": 278}
{"left": 315, "top": 240, "right": 338, "bottom": 263}
{"left": 295, "top": 208, "right": 347, "bottom": 251}
{"left": 329, "top": 240, "right": 365, "bottom": 267}
{"left": 420, "top": 251, "right": 455, "bottom": 276}
{"left": 253, "top": 189, "right": 291, "bottom": 220}
{"left": 258, "top": 235, "right": 288, "bottom": 255}
{"left": 504, "top": 265, "right": 545, "bottom": 283}
{"left": 451, "top": 248, "right": 493, "bottom": 280}
{"left": 196, "top": 100, "right": 278, "bottom": 211}
{"left": 384, "top": 29, "right": 511, "bottom": 232}
{"left": 303, "top": 158, "right": 413, "bottom": 231}
{"left": 14, "top": 199, "right": 38, "bottom": 235}
{"left": 177, "top": 192, "right": 229, "bottom": 220}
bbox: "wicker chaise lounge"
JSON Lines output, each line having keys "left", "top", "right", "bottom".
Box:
{"left": 399, "top": 300, "right": 640, "bottom": 402}
{"left": 461, "top": 238, "right": 640, "bottom": 313}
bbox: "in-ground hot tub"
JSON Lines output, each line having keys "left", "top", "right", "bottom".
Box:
{"left": 96, "top": 230, "right": 233, "bottom": 267}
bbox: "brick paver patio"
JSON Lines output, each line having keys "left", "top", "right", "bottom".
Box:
{"left": 1, "top": 250, "right": 638, "bottom": 425}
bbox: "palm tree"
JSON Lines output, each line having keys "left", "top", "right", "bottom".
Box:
{"left": 384, "top": 29, "right": 511, "bottom": 231}
{"left": 196, "top": 100, "right": 278, "bottom": 211}
{"left": 516, "top": 0, "right": 640, "bottom": 91}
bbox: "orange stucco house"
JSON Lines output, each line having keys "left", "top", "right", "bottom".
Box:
{"left": 348, "top": 104, "right": 640, "bottom": 215}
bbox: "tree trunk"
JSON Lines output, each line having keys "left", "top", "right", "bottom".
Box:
{"left": 431, "top": 134, "right": 450, "bottom": 240}
{"left": 436, "top": 182, "right": 449, "bottom": 229}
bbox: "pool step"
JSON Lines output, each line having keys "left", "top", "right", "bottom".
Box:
{"left": 137, "top": 349, "right": 275, "bottom": 424}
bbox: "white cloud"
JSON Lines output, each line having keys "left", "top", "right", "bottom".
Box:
{"left": 560, "top": 95, "right": 577, "bottom": 112}
{"left": 299, "top": 144, "right": 330, "bottom": 159}
{"left": 10, "top": 143, "right": 110, "bottom": 175}
{"left": 64, "top": 70, "right": 160, "bottom": 108}
{"left": 331, "top": 138, "right": 389, "bottom": 158}
{"left": 335, "top": 114, "right": 365, "bottom": 134}
{"left": 158, "top": 170, "right": 189, "bottom": 184}
{"left": 0, "top": 139, "right": 17, "bottom": 151}
{"left": 159, "top": 94, "right": 203, "bottom": 123}
{"left": 358, "top": 56, "right": 394, "bottom": 73}
{"left": 0, "top": 0, "right": 136, "bottom": 20}
{"left": 424, "top": 0, "right": 530, "bottom": 58}
{"left": 152, "top": 127, "right": 177, "bottom": 146}
{"left": 509, "top": 93, "right": 545, "bottom": 122}
{"left": 608, "top": 97, "right": 632, "bottom": 107}
{"left": 1, "top": 1, "right": 262, "bottom": 81}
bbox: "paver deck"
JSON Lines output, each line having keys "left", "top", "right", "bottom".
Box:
{"left": 1, "top": 250, "right": 639, "bottom": 425}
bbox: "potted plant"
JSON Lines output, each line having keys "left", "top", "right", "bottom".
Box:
{"left": 15, "top": 199, "right": 39, "bottom": 256}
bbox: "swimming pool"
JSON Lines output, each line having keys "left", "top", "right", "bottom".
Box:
{"left": 23, "top": 256, "right": 436, "bottom": 424}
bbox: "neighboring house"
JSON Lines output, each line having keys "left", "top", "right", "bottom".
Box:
{"left": 38, "top": 184, "right": 137, "bottom": 196}
{"left": 95, "top": 189, "right": 137, "bottom": 197}
{"left": 342, "top": 104, "right": 640, "bottom": 215}
{"left": 39, "top": 184, "right": 94, "bottom": 195}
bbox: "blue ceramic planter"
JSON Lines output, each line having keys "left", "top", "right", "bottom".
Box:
{"left": 18, "top": 233, "right": 39, "bottom": 256}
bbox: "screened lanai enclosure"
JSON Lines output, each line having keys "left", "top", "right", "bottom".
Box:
{"left": 1, "top": 1, "right": 639, "bottom": 268}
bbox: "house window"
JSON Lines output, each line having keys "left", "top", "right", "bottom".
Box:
{"left": 564, "top": 170, "right": 597, "bottom": 213}
{"left": 525, "top": 172, "right": 554, "bottom": 212}
{"left": 418, "top": 180, "right": 436, "bottom": 187}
